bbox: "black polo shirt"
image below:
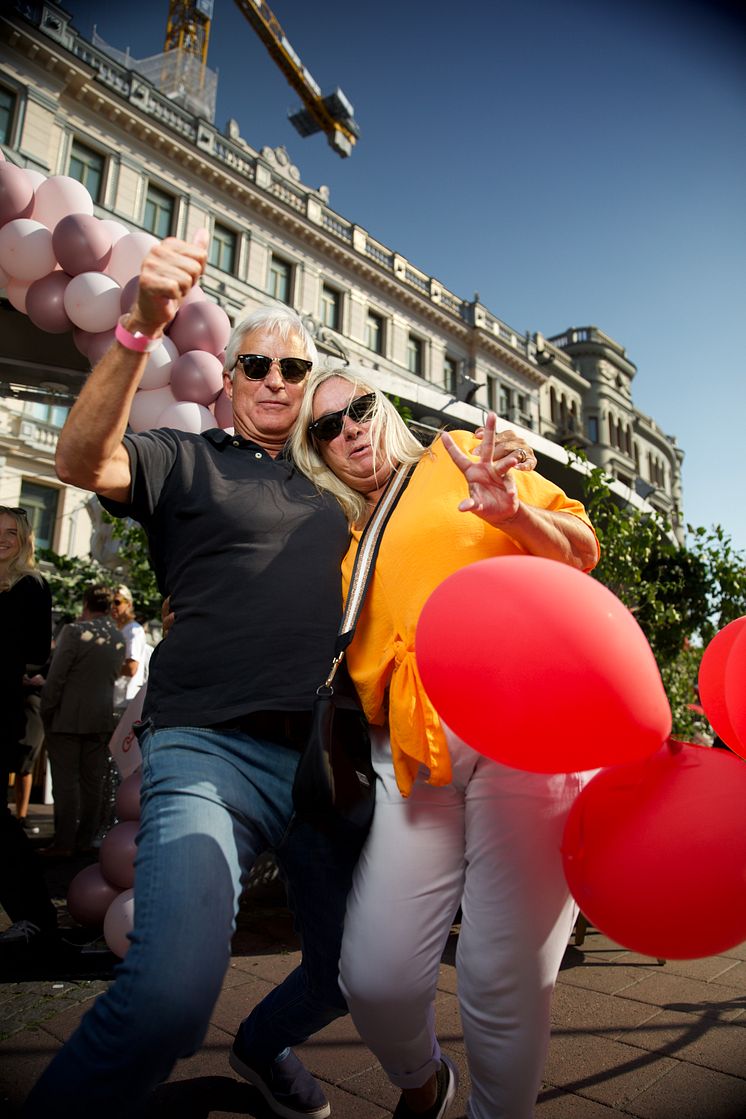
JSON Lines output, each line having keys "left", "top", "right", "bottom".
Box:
{"left": 101, "top": 427, "right": 351, "bottom": 728}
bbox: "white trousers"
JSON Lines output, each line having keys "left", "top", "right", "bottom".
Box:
{"left": 339, "top": 727, "right": 592, "bottom": 1119}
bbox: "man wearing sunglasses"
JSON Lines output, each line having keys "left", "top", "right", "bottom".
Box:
{"left": 24, "top": 233, "right": 359, "bottom": 1119}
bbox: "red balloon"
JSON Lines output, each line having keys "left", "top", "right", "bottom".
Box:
{"left": 114, "top": 768, "right": 142, "bottom": 822}
{"left": 724, "top": 624, "right": 746, "bottom": 758}
{"left": 562, "top": 740, "right": 746, "bottom": 958}
{"left": 26, "top": 271, "right": 73, "bottom": 333}
{"left": 0, "top": 163, "right": 34, "bottom": 226}
{"left": 415, "top": 556, "right": 671, "bottom": 772}
{"left": 66, "top": 863, "right": 121, "bottom": 927}
{"left": 52, "top": 213, "right": 112, "bottom": 275}
{"left": 167, "top": 300, "right": 231, "bottom": 356}
{"left": 699, "top": 617, "right": 746, "bottom": 752}
{"left": 99, "top": 820, "right": 139, "bottom": 889}
{"left": 170, "top": 349, "right": 223, "bottom": 404}
{"left": 103, "top": 888, "right": 135, "bottom": 958}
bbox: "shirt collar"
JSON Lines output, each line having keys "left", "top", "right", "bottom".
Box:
{"left": 202, "top": 427, "right": 292, "bottom": 460}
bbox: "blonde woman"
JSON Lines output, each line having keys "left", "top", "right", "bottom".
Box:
{"left": 289, "top": 372, "right": 599, "bottom": 1119}
{"left": 0, "top": 506, "right": 56, "bottom": 948}
{"left": 0, "top": 507, "right": 52, "bottom": 801}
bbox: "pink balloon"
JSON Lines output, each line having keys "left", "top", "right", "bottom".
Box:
{"left": 0, "top": 218, "right": 57, "bottom": 282}
{"left": 67, "top": 863, "right": 121, "bottom": 927}
{"left": 119, "top": 274, "right": 140, "bottom": 315}
{"left": 106, "top": 231, "right": 158, "bottom": 286}
{"left": 182, "top": 282, "right": 207, "bottom": 306}
{"left": 99, "top": 820, "right": 139, "bottom": 889}
{"left": 86, "top": 328, "right": 117, "bottom": 367}
{"left": 24, "top": 169, "right": 46, "bottom": 191}
{"left": 724, "top": 623, "right": 746, "bottom": 757}
{"left": 699, "top": 618, "right": 746, "bottom": 752}
{"left": 170, "top": 350, "right": 223, "bottom": 404}
{"left": 52, "top": 213, "right": 112, "bottom": 275}
{"left": 158, "top": 400, "right": 215, "bottom": 433}
{"left": 140, "top": 336, "right": 178, "bottom": 391}
{"left": 114, "top": 768, "right": 142, "bottom": 822}
{"left": 129, "top": 385, "right": 177, "bottom": 432}
{"left": 63, "top": 271, "right": 121, "bottom": 332}
{"left": 214, "top": 389, "right": 233, "bottom": 429}
{"left": 103, "top": 888, "right": 135, "bottom": 958}
{"left": 99, "top": 219, "right": 129, "bottom": 245}
{"left": 26, "top": 271, "right": 73, "bottom": 333}
{"left": 5, "top": 276, "right": 31, "bottom": 313}
{"left": 167, "top": 301, "right": 231, "bottom": 356}
{"left": 0, "top": 163, "right": 34, "bottom": 226}
{"left": 416, "top": 556, "right": 672, "bottom": 773}
{"left": 32, "top": 174, "right": 93, "bottom": 229}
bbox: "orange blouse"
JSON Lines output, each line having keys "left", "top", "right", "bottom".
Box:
{"left": 341, "top": 432, "right": 598, "bottom": 796}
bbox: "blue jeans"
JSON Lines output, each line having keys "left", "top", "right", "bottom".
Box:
{"left": 24, "top": 723, "right": 363, "bottom": 1118}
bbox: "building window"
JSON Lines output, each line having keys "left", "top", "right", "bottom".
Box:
{"left": 268, "top": 255, "right": 292, "bottom": 303}
{"left": 27, "top": 402, "right": 69, "bottom": 428}
{"left": 407, "top": 335, "right": 423, "bottom": 376}
{"left": 498, "top": 385, "right": 512, "bottom": 418}
{"left": 209, "top": 222, "right": 237, "bottom": 274}
{"left": 68, "top": 139, "right": 105, "bottom": 203}
{"left": 444, "top": 355, "right": 459, "bottom": 394}
{"left": 366, "top": 310, "right": 384, "bottom": 354}
{"left": 587, "top": 416, "right": 598, "bottom": 442}
{"left": 143, "top": 184, "right": 175, "bottom": 238}
{"left": 320, "top": 285, "right": 341, "bottom": 331}
{"left": 0, "top": 86, "right": 16, "bottom": 145}
{"left": 19, "top": 481, "right": 59, "bottom": 551}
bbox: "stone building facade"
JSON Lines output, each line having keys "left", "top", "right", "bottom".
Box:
{"left": 0, "top": 1, "right": 683, "bottom": 564}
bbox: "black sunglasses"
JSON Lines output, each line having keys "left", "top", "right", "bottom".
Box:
{"left": 0, "top": 506, "right": 28, "bottom": 519}
{"left": 308, "top": 393, "right": 378, "bottom": 443}
{"left": 234, "top": 354, "right": 312, "bottom": 384}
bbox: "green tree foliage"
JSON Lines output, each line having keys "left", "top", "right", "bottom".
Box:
{"left": 38, "top": 517, "right": 161, "bottom": 624}
{"left": 571, "top": 452, "right": 746, "bottom": 740}
{"left": 36, "top": 548, "right": 113, "bottom": 623}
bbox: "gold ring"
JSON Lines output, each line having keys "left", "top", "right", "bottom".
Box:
{"left": 517, "top": 447, "right": 528, "bottom": 463}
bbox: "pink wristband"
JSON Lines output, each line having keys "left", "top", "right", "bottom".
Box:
{"left": 115, "top": 316, "right": 161, "bottom": 354}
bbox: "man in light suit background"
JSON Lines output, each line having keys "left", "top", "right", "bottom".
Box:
{"left": 40, "top": 584, "right": 125, "bottom": 858}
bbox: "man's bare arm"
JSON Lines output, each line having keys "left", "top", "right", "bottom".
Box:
{"left": 55, "top": 233, "right": 209, "bottom": 501}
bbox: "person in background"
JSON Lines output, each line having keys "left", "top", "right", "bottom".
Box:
{"left": 40, "top": 584, "right": 125, "bottom": 858}
{"left": 0, "top": 506, "right": 56, "bottom": 949}
{"left": 290, "top": 370, "right": 599, "bottom": 1119}
{"left": 111, "top": 583, "right": 150, "bottom": 717}
{"left": 12, "top": 665, "right": 48, "bottom": 834}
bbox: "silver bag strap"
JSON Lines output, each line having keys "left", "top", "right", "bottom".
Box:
{"left": 324, "top": 461, "right": 413, "bottom": 688}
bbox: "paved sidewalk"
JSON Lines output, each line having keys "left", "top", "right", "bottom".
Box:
{"left": 1, "top": 806, "right": 745, "bottom": 1117}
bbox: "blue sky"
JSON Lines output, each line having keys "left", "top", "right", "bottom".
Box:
{"left": 66, "top": 0, "right": 746, "bottom": 554}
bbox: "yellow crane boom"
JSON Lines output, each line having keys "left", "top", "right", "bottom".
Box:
{"left": 165, "top": 0, "right": 359, "bottom": 157}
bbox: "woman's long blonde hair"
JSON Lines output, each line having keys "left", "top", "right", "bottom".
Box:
{"left": 0, "top": 507, "right": 43, "bottom": 591}
{"left": 289, "top": 369, "right": 426, "bottom": 526}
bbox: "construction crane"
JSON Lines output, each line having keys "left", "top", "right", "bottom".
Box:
{"left": 164, "top": 0, "right": 360, "bottom": 157}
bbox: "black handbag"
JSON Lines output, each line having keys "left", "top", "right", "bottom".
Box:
{"left": 292, "top": 462, "right": 413, "bottom": 833}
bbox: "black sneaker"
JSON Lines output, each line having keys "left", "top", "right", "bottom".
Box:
{"left": 392, "top": 1055, "right": 458, "bottom": 1119}
{"left": 0, "top": 920, "right": 42, "bottom": 945}
{"left": 229, "top": 1041, "right": 330, "bottom": 1119}
{"left": 19, "top": 818, "right": 40, "bottom": 835}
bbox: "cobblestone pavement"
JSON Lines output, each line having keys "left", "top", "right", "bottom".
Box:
{"left": 2, "top": 803, "right": 746, "bottom": 1118}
